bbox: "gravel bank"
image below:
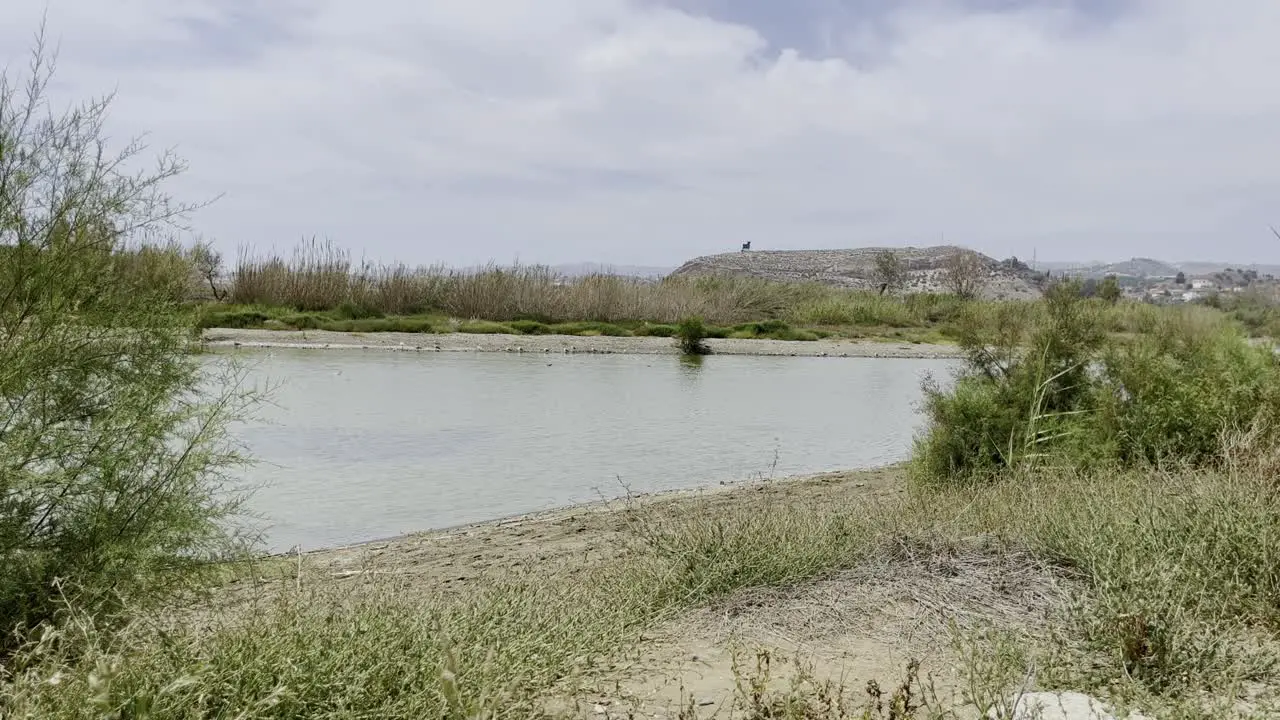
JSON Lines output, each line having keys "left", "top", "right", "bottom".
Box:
{"left": 200, "top": 328, "right": 965, "bottom": 359}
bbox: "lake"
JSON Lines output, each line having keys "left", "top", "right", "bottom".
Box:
{"left": 215, "top": 349, "right": 958, "bottom": 552}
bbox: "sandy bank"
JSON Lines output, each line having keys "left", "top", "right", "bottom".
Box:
{"left": 278, "top": 466, "right": 908, "bottom": 581}
{"left": 200, "top": 327, "right": 965, "bottom": 359}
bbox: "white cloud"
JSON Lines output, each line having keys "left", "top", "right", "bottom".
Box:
{"left": 3, "top": 0, "right": 1278, "bottom": 265}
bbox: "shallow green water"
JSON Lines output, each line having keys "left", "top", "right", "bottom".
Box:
{"left": 215, "top": 349, "right": 957, "bottom": 552}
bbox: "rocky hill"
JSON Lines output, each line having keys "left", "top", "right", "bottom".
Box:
{"left": 670, "top": 246, "right": 1043, "bottom": 300}
{"left": 1038, "top": 257, "right": 1179, "bottom": 279}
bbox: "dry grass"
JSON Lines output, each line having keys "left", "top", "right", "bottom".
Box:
{"left": 222, "top": 241, "right": 971, "bottom": 330}
{"left": 5, "top": 452, "right": 1280, "bottom": 717}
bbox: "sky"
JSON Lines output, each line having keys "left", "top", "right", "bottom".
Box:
{"left": 3, "top": 0, "right": 1279, "bottom": 268}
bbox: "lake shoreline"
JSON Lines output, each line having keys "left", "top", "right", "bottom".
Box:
{"left": 201, "top": 327, "right": 965, "bottom": 359}
{"left": 267, "top": 465, "right": 910, "bottom": 580}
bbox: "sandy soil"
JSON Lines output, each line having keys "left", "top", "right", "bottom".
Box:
{"left": 236, "top": 467, "right": 1064, "bottom": 718}
{"left": 200, "top": 327, "right": 965, "bottom": 359}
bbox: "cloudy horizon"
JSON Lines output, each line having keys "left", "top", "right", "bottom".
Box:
{"left": 3, "top": 0, "right": 1278, "bottom": 268}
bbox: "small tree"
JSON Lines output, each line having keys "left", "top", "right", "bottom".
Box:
{"left": 871, "top": 249, "right": 906, "bottom": 295}
{"left": 1175, "top": 271, "right": 1186, "bottom": 285}
{"left": 189, "top": 238, "right": 226, "bottom": 301}
{"left": 1, "top": 31, "right": 256, "bottom": 647}
{"left": 941, "top": 249, "right": 988, "bottom": 300}
{"left": 1098, "top": 275, "right": 1122, "bottom": 304}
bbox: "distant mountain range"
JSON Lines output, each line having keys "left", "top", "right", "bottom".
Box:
{"left": 550, "top": 262, "right": 675, "bottom": 279}
{"left": 1035, "top": 258, "right": 1280, "bottom": 279}
{"left": 526, "top": 256, "right": 1280, "bottom": 282}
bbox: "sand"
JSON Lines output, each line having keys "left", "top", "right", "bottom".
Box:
{"left": 200, "top": 328, "right": 965, "bottom": 359}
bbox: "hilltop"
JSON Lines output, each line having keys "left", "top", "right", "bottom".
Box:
{"left": 669, "top": 246, "right": 1043, "bottom": 300}
{"left": 1036, "top": 257, "right": 1180, "bottom": 279}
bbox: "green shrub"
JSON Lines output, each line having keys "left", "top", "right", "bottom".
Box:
{"left": 317, "top": 319, "right": 356, "bottom": 332}
{"left": 347, "top": 319, "right": 391, "bottom": 333}
{"left": 634, "top": 323, "right": 678, "bottom": 337}
{"left": 387, "top": 318, "right": 436, "bottom": 333}
{"left": 281, "top": 313, "right": 326, "bottom": 330}
{"left": 457, "top": 320, "right": 517, "bottom": 334}
{"left": 546, "top": 321, "right": 632, "bottom": 337}
{"left": 197, "top": 309, "right": 272, "bottom": 329}
{"left": 334, "top": 300, "right": 384, "bottom": 320}
{"left": 915, "top": 279, "right": 1280, "bottom": 482}
{"left": 1092, "top": 320, "right": 1280, "bottom": 466}
{"left": 0, "top": 44, "right": 255, "bottom": 649}
{"left": 507, "top": 319, "right": 552, "bottom": 335}
{"left": 676, "top": 317, "right": 712, "bottom": 355}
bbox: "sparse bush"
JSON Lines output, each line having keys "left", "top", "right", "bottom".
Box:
{"left": 0, "top": 34, "right": 255, "bottom": 649}
{"left": 189, "top": 239, "right": 226, "bottom": 301}
{"left": 872, "top": 249, "right": 907, "bottom": 294}
{"left": 941, "top": 250, "right": 989, "bottom": 300}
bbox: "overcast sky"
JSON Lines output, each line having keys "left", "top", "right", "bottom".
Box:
{"left": 4, "top": 0, "right": 1279, "bottom": 267}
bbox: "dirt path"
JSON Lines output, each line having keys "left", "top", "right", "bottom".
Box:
{"left": 200, "top": 328, "right": 965, "bottom": 359}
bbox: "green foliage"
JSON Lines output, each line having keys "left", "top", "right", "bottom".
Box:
{"left": 280, "top": 312, "right": 326, "bottom": 330}
{"left": 455, "top": 320, "right": 517, "bottom": 334}
{"left": 197, "top": 308, "right": 273, "bottom": 329}
{"left": 1092, "top": 318, "right": 1280, "bottom": 466}
{"left": 1205, "top": 288, "right": 1280, "bottom": 338}
{"left": 871, "top": 249, "right": 906, "bottom": 294}
{"left": 318, "top": 318, "right": 437, "bottom": 333}
{"left": 914, "top": 278, "right": 1280, "bottom": 481}
{"left": 728, "top": 320, "right": 819, "bottom": 341}
{"left": 545, "top": 321, "right": 632, "bottom": 337}
{"left": 1098, "top": 275, "right": 1122, "bottom": 304}
{"left": 506, "top": 319, "right": 552, "bottom": 334}
{"left": 0, "top": 38, "right": 255, "bottom": 648}
{"left": 676, "top": 316, "right": 712, "bottom": 355}
{"left": 333, "top": 300, "right": 384, "bottom": 320}
{"left": 633, "top": 323, "right": 678, "bottom": 337}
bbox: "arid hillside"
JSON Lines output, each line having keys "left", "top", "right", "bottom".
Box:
{"left": 670, "top": 245, "right": 1043, "bottom": 300}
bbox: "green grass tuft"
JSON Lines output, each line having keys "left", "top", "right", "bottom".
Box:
{"left": 457, "top": 320, "right": 517, "bottom": 334}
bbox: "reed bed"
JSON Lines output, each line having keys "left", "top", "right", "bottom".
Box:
{"left": 224, "top": 241, "right": 980, "bottom": 329}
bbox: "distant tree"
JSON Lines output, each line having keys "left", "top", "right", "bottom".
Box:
{"left": 1098, "top": 275, "right": 1122, "bottom": 304}
{"left": 189, "top": 238, "right": 226, "bottom": 301}
{"left": 872, "top": 249, "right": 907, "bottom": 295}
{"left": 999, "top": 256, "right": 1031, "bottom": 273}
{"left": 941, "top": 250, "right": 988, "bottom": 300}
{"left": 1175, "top": 271, "right": 1186, "bottom": 285}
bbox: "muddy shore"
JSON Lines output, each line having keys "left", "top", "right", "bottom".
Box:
{"left": 200, "top": 327, "right": 965, "bottom": 359}
{"left": 273, "top": 466, "right": 909, "bottom": 582}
